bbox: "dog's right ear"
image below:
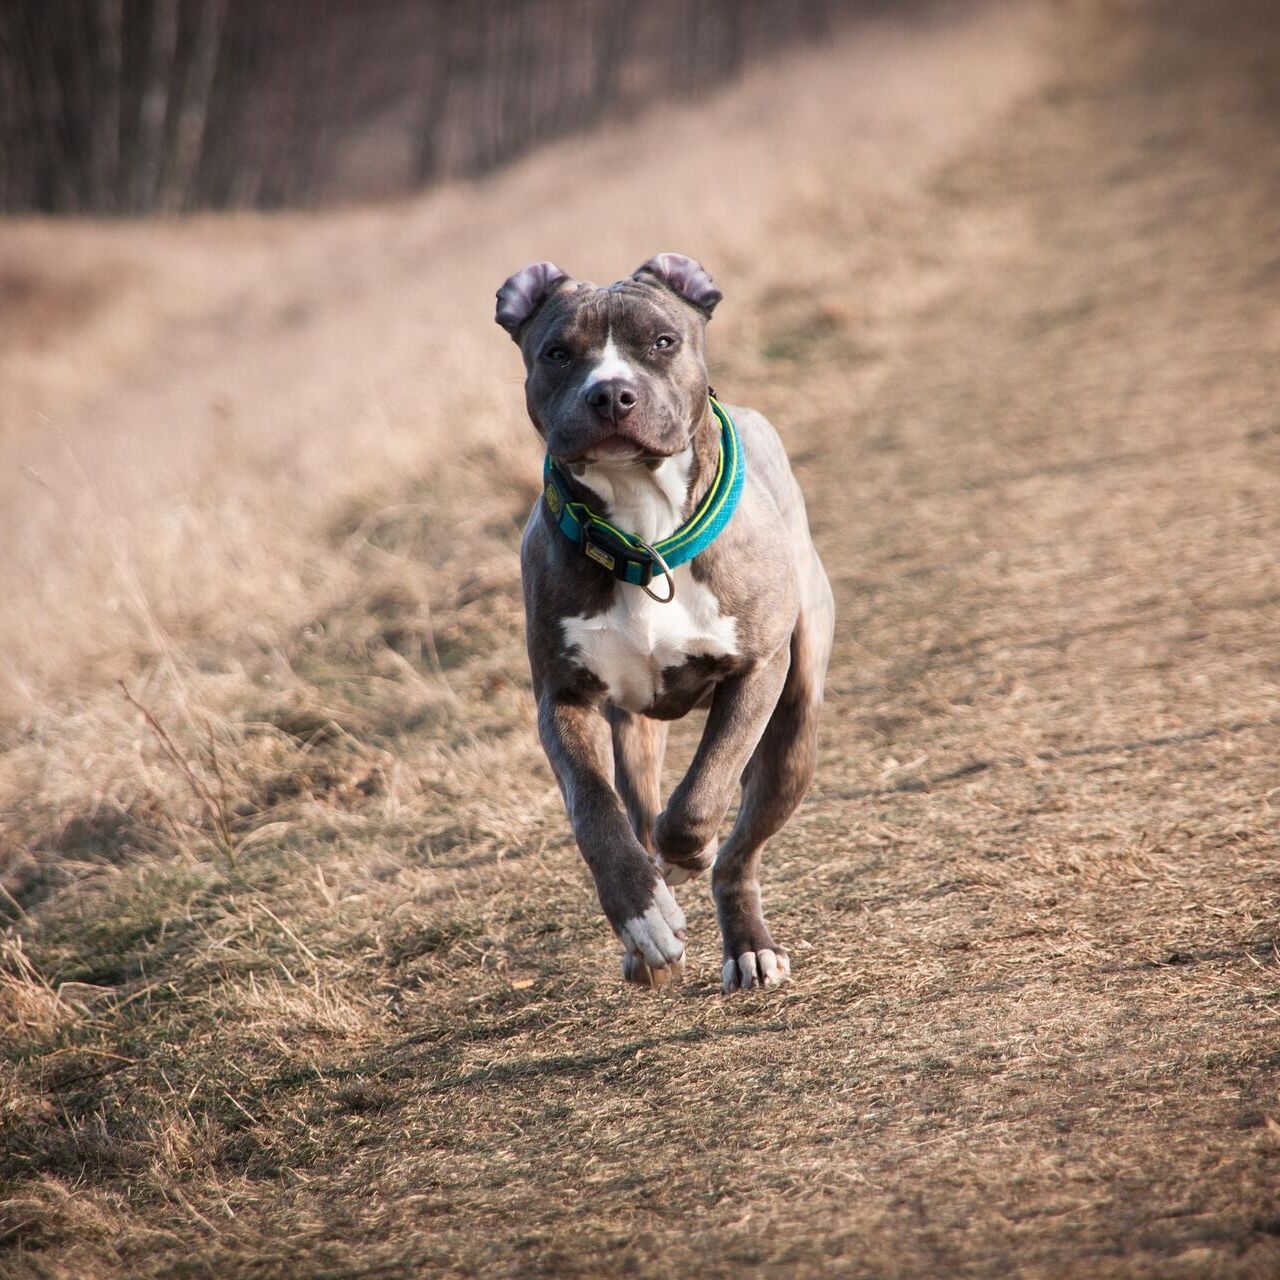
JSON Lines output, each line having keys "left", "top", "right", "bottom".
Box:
{"left": 495, "top": 262, "right": 569, "bottom": 340}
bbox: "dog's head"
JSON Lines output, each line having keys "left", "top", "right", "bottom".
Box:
{"left": 495, "top": 253, "right": 721, "bottom": 463}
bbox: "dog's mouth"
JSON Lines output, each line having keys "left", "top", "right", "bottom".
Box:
{"left": 557, "top": 435, "right": 676, "bottom": 466}
{"left": 582, "top": 437, "right": 648, "bottom": 462}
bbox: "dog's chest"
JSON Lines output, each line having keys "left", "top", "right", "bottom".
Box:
{"left": 562, "top": 569, "right": 738, "bottom": 713}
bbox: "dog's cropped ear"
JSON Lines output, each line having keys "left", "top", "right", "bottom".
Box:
{"left": 495, "top": 261, "right": 569, "bottom": 339}
{"left": 632, "top": 253, "right": 722, "bottom": 318}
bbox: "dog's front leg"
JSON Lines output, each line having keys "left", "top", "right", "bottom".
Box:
{"left": 653, "top": 645, "right": 791, "bottom": 878}
{"left": 537, "top": 693, "right": 687, "bottom": 985}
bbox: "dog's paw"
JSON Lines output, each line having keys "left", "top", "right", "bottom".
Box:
{"left": 617, "top": 882, "right": 687, "bottom": 986}
{"left": 655, "top": 855, "right": 694, "bottom": 886}
{"left": 656, "top": 837, "right": 716, "bottom": 886}
{"left": 714, "top": 878, "right": 788, "bottom": 994}
{"left": 721, "top": 946, "right": 790, "bottom": 993}
{"left": 653, "top": 807, "right": 720, "bottom": 866}
{"left": 622, "top": 950, "right": 686, "bottom": 988}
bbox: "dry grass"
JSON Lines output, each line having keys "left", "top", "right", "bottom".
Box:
{"left": 3, "top": 1, "right": 1280, "bottom": 1276}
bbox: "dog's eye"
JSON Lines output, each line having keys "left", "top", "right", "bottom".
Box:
{"left": 653, "top": 334, "right": 678, "bottom": 351}
{"left": 543, "top": 345, "right": 571, "bottom": 363}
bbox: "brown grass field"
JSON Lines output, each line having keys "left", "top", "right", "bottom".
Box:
{"left": 3, "top": 2, "right": 1279, "bottom": 1276}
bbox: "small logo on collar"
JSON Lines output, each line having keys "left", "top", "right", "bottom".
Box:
{"left": 584, "top": 542, "right": 616, "bottom": 571}
{"left": 545, "top": 482, "right": 562, "bottom": 515}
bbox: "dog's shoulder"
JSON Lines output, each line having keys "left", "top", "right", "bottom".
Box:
{"left": 725, "top": 404, "right": 802, "bottom": 504}
{"left": 726, "top": 403, "right": 818, "bottom": 547}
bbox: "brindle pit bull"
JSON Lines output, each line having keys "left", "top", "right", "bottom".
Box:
{"left": 496, "top": 253, "right": 833, "bottom": 992}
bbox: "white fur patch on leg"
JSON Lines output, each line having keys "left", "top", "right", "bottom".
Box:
{"left": 619, "top": 899, "right": 685, "bottom": 969}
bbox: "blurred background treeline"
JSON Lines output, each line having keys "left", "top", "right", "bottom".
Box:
{"left": 0, "top": 0, "right": 878, "bottom": 215}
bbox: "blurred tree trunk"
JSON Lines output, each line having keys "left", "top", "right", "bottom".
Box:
{"left": 155, "top": 0, "right": 225, "bottom": 212}
{"left": 584, "top": 4, "right": 633, "bottom": 119}
{"left": 411, "top": 2, "right": 458, "bottom": 186}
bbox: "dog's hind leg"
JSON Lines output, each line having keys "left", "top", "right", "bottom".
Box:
{"left": 714, "top": 591, "right": 833, "bottom": 992}
{"left": 606, "top": 706, "right": 667, "bottom": 855}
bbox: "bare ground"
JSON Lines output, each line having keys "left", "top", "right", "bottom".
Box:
{"left": 2, "top": 2, "right": 1279, "bottom": 1277}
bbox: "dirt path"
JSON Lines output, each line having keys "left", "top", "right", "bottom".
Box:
{"left": 3, "top": 3, "right": 1279, "bottom": 1278}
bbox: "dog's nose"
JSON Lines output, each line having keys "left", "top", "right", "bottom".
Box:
{"left": 585, "top": 379, "right": 638, "bottom": 422}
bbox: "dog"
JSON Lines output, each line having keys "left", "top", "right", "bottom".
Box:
{"left": 496, "top": 253, "right": 833, "bottom": 992}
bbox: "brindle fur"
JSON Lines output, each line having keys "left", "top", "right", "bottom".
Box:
{"left": 501, "top": 254, "right": 834, "bottom": 991}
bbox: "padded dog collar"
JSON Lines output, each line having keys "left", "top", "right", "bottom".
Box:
{"left": 542, "top": 396, "right": 744, "bottom": 601}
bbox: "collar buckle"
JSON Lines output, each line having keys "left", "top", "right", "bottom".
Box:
{"left": 582, "top": 520, "right": 655, "bottom": 588}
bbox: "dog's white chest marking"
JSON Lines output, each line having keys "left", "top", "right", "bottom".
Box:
{"left": 561, "top": 449, "right": 738, "bottom": 711}
{"left": 563, "top": 568, "right": 738, "bottom": 712}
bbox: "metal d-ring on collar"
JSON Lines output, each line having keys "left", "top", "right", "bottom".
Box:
{"left": 541, "top": 395, "right": 745, "bottom": 604}
{"left": 633, "top": 536, "right": 675, "bottom": 603}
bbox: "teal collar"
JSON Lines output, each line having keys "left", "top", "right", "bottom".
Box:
{"left": 542, "top": 396, "right": 745, "bottom": 602}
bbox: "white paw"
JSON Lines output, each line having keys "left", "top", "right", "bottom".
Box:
{"left": 722, "top": 948, "right": 790, "bottom": 993}
{"left": 619, "top": 884, "right": 686, "bottom": 980}
{"left": 656, "top": 854, "right": 693, "bottom": 885}
{"left": 656, "top": 837, "right": 717, "bottom": 886}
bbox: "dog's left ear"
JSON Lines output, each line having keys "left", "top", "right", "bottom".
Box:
{"left": 495, "top": 261, "right": 569, "bottom": 339}
{"left": 632, "top": 253, "right": 722, "bottom": 318}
